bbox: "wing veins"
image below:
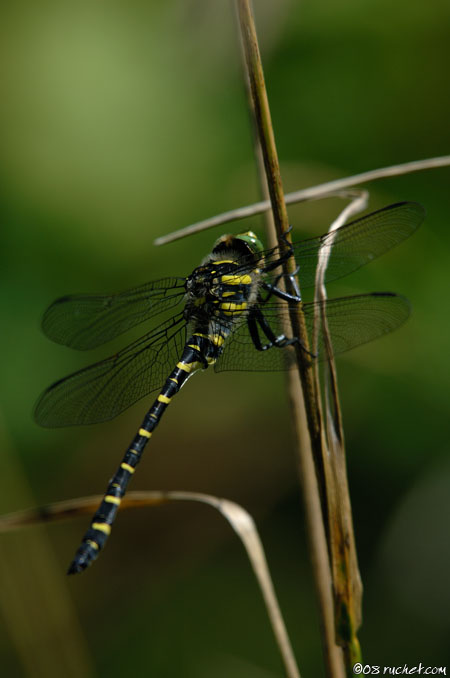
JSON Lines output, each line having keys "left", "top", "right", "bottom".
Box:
{"left": 35, "top": 313, "right": 186, "bottom": 426}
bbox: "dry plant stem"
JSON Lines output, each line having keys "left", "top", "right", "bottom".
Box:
{"left": 238, "top": 18, "right": 338, "bottom": 673}
{"left": 236, "top": 24, "right": 336, "bottom": 670}
{"left": 313, "top": 196, "right": 368, "bottom": 665}
{"left": 0, "top": 492, "right": 301, "bottom": 678}
{"left": 238, "top": 32, "right": 334, "bottom": 675}
{"left": 235, "top": 0, "right": 321, "bottom": 455}
{"left": 235, "top": 2, "right": 344, "bottom": 676}
{"left": 235, "top": 0, "right": 290, "bottom": 237}
{"left": 288, "top": 377, "right": 346, "bottom": 678}
{"left": 218, "top": 499, "right": 301, "bottom": 678}
{"left": 154, "top": 154, "right": 450, "bottom": 244}
{"left": 235, "top": 10, "right": 274, "bottom": 236}
{"left": 313, "top": 193, "right": 368, "bottom": 445}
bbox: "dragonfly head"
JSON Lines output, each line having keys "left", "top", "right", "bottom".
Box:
{"left": 212, "top": 230, "right": 264, "bottom": 258}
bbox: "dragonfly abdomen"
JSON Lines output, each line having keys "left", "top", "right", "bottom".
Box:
{"left": 67, "top": 331, "right": 224, "bottom": 574}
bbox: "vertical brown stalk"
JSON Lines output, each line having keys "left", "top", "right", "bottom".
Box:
{"left": 235, "top": 1, "right": 345, "bottom": 675}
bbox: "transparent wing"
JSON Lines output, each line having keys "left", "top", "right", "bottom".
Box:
{"left": 41, "top": 277, "right": 186, "bottom": 350}
{"left": 236, "top": 202, "right": 424, "bottom": 288}
{"left": 40, "top": 203, "right": 423, "bottom": 350}
{"left": 34, "top": 313, "right": 187, "bottom": 427}
{"left": 215, "top": 293, "right": 411, "bottom": 372}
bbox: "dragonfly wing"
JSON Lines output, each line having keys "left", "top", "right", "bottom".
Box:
{"left": 42, "top": 277, "right": 186, "bottom": 350}
{"left": 214, "top": 310, "right": 293, "bottom": 373}
{"left": 301, "top": 292, "right": 411, "bottom": 359}
{"left": 215, "top": 293, "right": 410, "bottom": 372}
{"left": 255, "top": 202, "right": 424, "bottom": 289}
{"left": 34, "top": 314, "right": 187, "bottom": 427}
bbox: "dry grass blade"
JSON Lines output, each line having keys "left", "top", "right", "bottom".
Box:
{"left": 0, "top": 491, "right": 301, "bottom": 678}
{"left": 154, "top": 155, "right": 450, "bottom": 244}
{"left": 312, "top": 195, "right": 368, "bottom": 665}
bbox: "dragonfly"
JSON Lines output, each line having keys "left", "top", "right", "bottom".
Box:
{"left": 34, "top": 201, "right": 424, "bottom": 574}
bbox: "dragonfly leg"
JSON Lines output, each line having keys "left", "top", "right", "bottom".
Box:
{"left": 261, "top": 264, "right": 301, "bottom": 303}
{"left": 262, "top": 228, "right": 301, "bottom": 302}
{"left": 248, "top": 307, "right": 316, "bottom": 359}
{"left": 248, "top": 307, "right": 296, "bottom": 351}
{"left": 262, "top": 227, "right": 296, "bottom": 275}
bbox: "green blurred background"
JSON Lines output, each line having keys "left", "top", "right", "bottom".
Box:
{"left": 1, "top": 1, "right": 449, "bottom": 676}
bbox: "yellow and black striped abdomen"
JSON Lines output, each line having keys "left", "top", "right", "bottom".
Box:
{"left": 67, "top": 333, "right": 214, "bottom": 573}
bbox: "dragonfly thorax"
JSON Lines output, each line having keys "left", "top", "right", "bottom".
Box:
{"left": 184, "top": 257, "right": 260, "bottom": 328}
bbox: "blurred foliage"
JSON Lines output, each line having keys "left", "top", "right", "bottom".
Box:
{"left": 0, "top": 0, "right": 449, "bottom": 676}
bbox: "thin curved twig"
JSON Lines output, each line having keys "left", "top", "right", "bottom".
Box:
{"left": 0, "top": 491, "right": 300, "bottom": 678}
{"left": 154, "top": 155, "right": 450, "bottom": 245}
